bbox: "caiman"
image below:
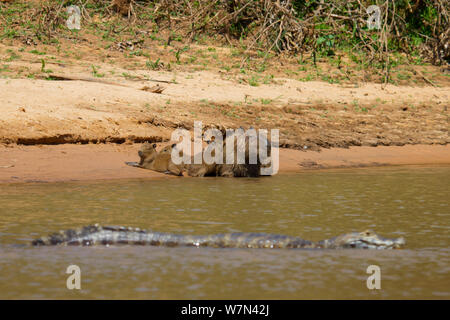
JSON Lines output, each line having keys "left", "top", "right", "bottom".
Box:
{"left": 32, "top": 225, "right": 405, "bottom": 249}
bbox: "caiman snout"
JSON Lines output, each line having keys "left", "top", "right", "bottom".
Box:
{"left": 387, "top": 236, "right": 406, "bottom": 249}
{"left": 335, "top": 230, "right": 406, "bottom": 249}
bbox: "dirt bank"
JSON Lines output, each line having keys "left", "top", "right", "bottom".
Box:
{"left": 0, "top": 41, "right": 449, "bottom": 149}
{"left": 0, "top": 144, "right": 449, "bottom": 183}
{"left": 1, "top": 74, "right": 448, "bottom": 149}
{"left": 1, "top": 34, "right": 449, "bottom": 183}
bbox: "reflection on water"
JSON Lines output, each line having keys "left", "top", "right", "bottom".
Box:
{"left": 0, "top": 166, "right": 448, "bottom": 299}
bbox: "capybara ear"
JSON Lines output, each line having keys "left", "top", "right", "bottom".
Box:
{"left": 171, "top": 143, "right": 176, "bottom": 148}
{"left": 152, "top": 144, "right": 157, "bottom": 148}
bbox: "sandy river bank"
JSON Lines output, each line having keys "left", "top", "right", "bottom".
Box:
{"left": 0, "top": 144, "right": 449, "bottom": 183}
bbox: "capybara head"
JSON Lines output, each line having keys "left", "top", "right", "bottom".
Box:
{"left": 159, "top": 143, "right": 178, "bottom": 154}
{"left": 138, "top": 143, "right": 157, "bottom": 162}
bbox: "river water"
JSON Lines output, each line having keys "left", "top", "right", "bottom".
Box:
{"left": 0, "top": 166, "right": 448, "bottom": 299}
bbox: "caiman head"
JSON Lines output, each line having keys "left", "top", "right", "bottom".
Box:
{"left": 323, "top": 230, "right": 406, "bottom": 249}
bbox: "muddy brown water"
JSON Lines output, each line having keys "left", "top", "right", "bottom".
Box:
{"left": 0, "top": 166, "right": 448, "bottom": 299}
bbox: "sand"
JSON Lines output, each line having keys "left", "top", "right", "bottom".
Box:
{"left": 0, "top": 143, "right": 449, "bottom": 183}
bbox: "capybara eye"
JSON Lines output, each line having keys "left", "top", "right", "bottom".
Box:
{"left": 153, "top": 144, "right": 157, "bottom": 148}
